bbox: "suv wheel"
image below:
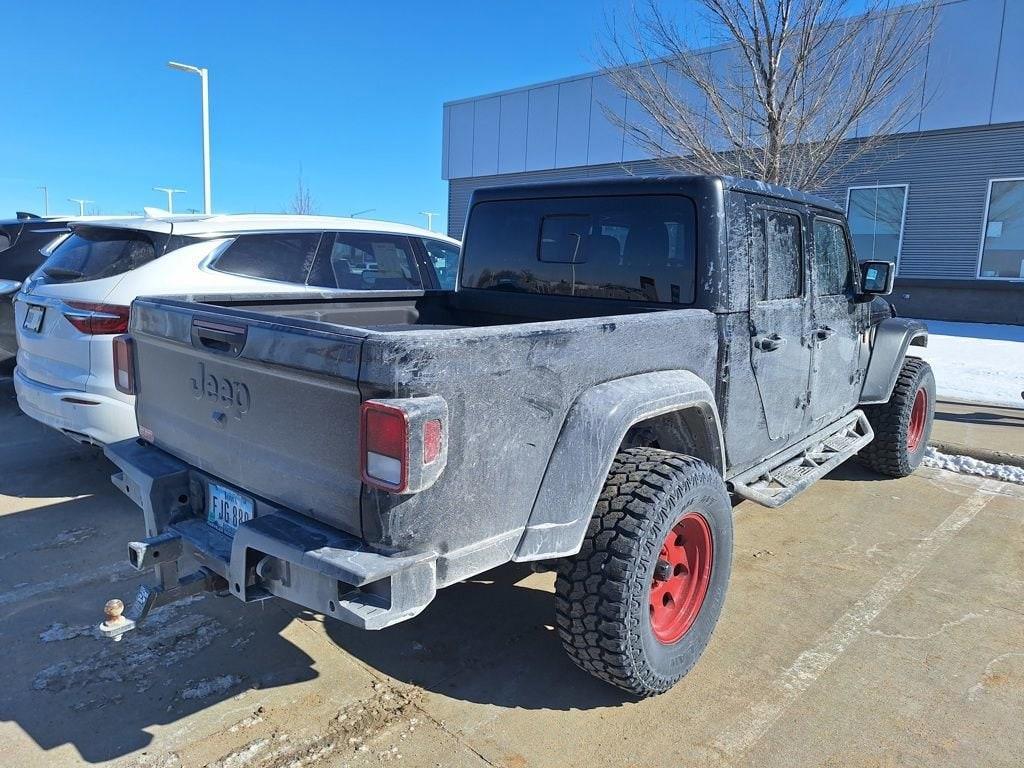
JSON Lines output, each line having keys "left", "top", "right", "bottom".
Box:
{"left": 554, "top": 448, "right": 733, "bottom": 696}
{"left": 860, "top": 357, "right": 936, "bottom": 477}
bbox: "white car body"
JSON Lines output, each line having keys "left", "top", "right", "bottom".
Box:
{"left": 14, "top": 214, "right": 460, "bottom": 445}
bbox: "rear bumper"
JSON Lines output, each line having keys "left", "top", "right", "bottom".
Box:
{"left": 104, "top": 438, "right": 438, "bottom": 630}
{"left": 13, "top": 368, "right": 138, "bottom": 445}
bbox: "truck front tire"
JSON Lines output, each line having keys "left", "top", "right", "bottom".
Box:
{"left": 554, "top": 448, "right": 732, "bottom": 696}
{"left": 860, "top": 357, "right": 936, "bottom": 477}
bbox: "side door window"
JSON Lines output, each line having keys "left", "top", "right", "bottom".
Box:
{"left": 308, "top": 232, "right": 422, "bottom": 291}
{"left": 811, "top": 219, "right": 853, "bottom": 296}
{"left": 212, "top": 232, "right": 322, "bottom": 284}
{"left": 421, "top": 239, "right": 461, "bottom": 290}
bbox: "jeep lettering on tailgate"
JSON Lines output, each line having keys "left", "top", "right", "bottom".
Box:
{"left": 190, "top": 362, "right": 251, "bottom": 420}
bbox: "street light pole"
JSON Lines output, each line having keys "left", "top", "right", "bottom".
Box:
{"left": 153, "top": 187, "right": 187, "bottom": 214}
{"left": 168, "top": 60, "right": 212, "bottom": 214}
{"left": 67, "top": 198, "right": 93, "bottom": 216}
{"left": 37, "top": 186, "right": 48, "bottom": 216}
{"left": 419, "top": 211, "right": 439, "bottom": 232}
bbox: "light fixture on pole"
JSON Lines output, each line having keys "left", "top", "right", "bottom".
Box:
{"left": 67, "top": 198, "right": 93, "bottom": 216}
{"left": 153, "top": 187, "right": 187, "bottom": 214}
{"left": 350, "top": 208, "right": 376, "bottom": 218}
{"left": 167, "top": 60, "right": 212, "bottom": 214}
{"left": 37, "top": 186, "right": 49, "bottom": 216}
{"left": 419, "top": 211, "right": 439, "bottom": 232}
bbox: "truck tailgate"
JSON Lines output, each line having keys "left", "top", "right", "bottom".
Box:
{"left": 130, "top": 298, "right": 366, "bottom": 536}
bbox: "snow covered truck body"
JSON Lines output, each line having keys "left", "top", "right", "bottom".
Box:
{"left": 101, "top": 175, "right": 932, "bottom": 695}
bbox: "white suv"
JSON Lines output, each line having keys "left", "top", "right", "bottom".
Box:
{"left": 14, "top": 214, "right": 460, "bottom": 445}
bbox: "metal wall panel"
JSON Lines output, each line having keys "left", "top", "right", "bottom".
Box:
{"left": 447, "top": 101, "right": 475, "bottom": 180}
{"left": 472, "top": 97, "right": 500, "bottom": 176}
{"left": 817, "top": 124, "right": 1024, "bottom": 280}
{"left": 588, "top": 75, "right": 626, "bottom": 165}
{"left": 449, "top": 124, "right": 1024, "bottom": 286}
{"left": 555, "top": 78, "right": 593, "bottom": 168}
{"left": 919, "top": 0, "right": 1003, "bottom": 131}
{"left": 992, "top": 0, "right": 1024, "bottom": 124}
{"left": 442, "top": 0, "right": 1018, "bottom": 182}
{"left": 498, "top": 91, "right": 529, "bottom": 173}
{"left": 525, "top": 85, "right": 558, "bottom": 171}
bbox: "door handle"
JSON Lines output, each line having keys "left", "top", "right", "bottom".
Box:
{"left": 755, "top": 333, "right": 786, "bottom": 352}
{"left": 814, "top": 326, "right": 835, "bottom": 341}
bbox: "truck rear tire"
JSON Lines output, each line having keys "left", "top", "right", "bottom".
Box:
{"left": 554, "top": 448, "right": 732, "bottom": 696}
{"left": 860, "top": 357, "right": 935, "bottom": 477}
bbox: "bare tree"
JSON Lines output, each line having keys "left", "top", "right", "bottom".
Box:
{"left": 288, "top": 164, "right": 317, "bottom": 215}
{"left": 603, "top": 0, "right": 938, "bottom": 190}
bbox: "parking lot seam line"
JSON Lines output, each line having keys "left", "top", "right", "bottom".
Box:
{"left": 0, "top": 561, "right": 135, "bottom": 608}
{"left": 713, "top": 479, "right": 1001, "bottom": 760}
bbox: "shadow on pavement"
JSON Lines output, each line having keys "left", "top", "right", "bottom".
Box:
{"left": 324, "top": 562, "right": 633, "bottom": 711}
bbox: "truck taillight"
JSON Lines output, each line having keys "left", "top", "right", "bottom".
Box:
{"left": 362, "top": 403, "right": 409, "bottom": 491}
{"left": 360, "top": 397, "right": 449, "bottom": 493}
{"left": 112, "top": 335, "right": 136, "bottom": 395}
{"left": 64, "top": 301, "right": 130, "bottom": 335}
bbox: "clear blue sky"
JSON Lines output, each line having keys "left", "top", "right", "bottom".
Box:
{"left": 1, "top": 1, "right": 649, "bottom": 230}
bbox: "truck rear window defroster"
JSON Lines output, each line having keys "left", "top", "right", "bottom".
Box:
{"left": 461, "top": 194, "right": 697, "bottom": 304}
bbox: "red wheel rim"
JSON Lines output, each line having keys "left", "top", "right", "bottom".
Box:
{"left": 907, "top": 387, "right": 928, "bottom": 452}
{"left": 649, "top": 512, "right": 713, "bottom": 644}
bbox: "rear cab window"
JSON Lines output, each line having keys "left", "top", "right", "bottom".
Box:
{"left": 460, "top": 195, "right": 697, "bottom": 304}
{"left": 36, "top": 226, "right": 161, "bottom": 285}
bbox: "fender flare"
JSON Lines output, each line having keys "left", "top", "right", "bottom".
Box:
{"left": 860, "top": 318, "right": 928, "bottom": 405}
{"left": 513, "top": 370, "right": 724, "bottom": 562}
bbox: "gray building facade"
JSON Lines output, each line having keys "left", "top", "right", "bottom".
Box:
{"left": 442, "top": 0, "right": 1024, "bottom": 324}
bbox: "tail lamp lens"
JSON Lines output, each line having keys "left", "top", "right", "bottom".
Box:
{"left": 64, "top": 301, "right": 130, "bottom": 335}
{"left": 112, "top": 335, "right": 136, "bottom": 395}
{"left": 361, "top": 403, "right": 408, "bottom": 491}
{"left": 423, "top": 419, "right": 443, "bottom": 464}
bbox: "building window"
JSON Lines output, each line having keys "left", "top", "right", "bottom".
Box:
{"left": 846, "top": 185, "right": 907, "bottom": 270}
{"left": 979, "top": 178, "right": 1024, "bottom": 280}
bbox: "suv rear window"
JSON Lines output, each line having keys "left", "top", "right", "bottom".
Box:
{"left": 461, "top": 195, "right": 696, "bottom": 304}
{"left": 213, "top": 232, "right": 322, "bottom": 283}
{"left": 37, "top": 226, "right": 160, "bottom": 284}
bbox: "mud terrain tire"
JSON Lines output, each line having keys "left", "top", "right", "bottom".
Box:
{"left": 860, "top": 357, "right": 936, "bottom": 477}
{"left": 554, "top": 448, "right": 732, "bottom": 696}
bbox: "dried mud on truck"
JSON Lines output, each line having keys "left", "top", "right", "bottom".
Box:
{"left": 100, "top": 175, "right": 932, "bottom": 696}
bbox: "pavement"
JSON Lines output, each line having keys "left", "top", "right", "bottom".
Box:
{"left": 931, "top": 400, "right": 1024, "bottom": 468}
{"left": 1, "top": 378, "right": 1023, "bottom": 767}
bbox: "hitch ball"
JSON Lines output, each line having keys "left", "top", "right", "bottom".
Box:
{"left": 98, "top": 598, "right": 136, "bottom": 641}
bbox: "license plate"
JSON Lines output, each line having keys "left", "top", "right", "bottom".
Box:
{"left": 23, "top": 305, "right": 45, "bottom": 333}
{"left": 206, "top": 482, "right": 254, "bottom": 536}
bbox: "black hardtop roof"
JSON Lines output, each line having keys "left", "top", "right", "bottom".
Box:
{"left": 470, "top": 174, "right": 844, "bottom": 215}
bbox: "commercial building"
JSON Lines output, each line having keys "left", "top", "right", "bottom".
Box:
{"left": 441, "top": 0, "right": 1024, "bottom": 324}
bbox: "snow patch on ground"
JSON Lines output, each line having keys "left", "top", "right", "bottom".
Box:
{"left": 180, "top": 674, "right": 241, "bottom": 700}
{"left": 923, "top": 447, "right": 1024, "bottom": 485}
{"left": 910, "top": 320, "right": 1024, "bottom": 408}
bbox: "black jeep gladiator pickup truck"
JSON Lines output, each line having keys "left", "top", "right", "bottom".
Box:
{"left": 101, "top": 176, "right": 933, "bottom": 696}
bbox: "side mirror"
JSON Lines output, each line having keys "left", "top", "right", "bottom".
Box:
{"left": 0, "top": 279, "right": 21, "bottom": 297}
{"left": 858, "top": 261, "right": 895, "bottom": 297}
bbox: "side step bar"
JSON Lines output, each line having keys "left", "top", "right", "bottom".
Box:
{"left": 730, "top": 410, "right": 874, "bottom": 508}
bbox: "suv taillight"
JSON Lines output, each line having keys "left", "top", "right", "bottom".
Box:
{"left": 360, "top": 397, "right": 448, "bottom": 493}
{"left": 112, "top": 335, "right": 136, "bottom": 395}
{"left": 63, "top": 301, "right": 130, "bottom": 335}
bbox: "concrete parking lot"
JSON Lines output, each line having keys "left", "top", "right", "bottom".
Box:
{"left": 1, "top": 375, "right": 1022, "bottom": 768}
